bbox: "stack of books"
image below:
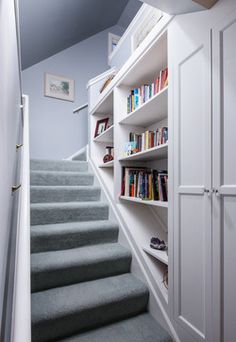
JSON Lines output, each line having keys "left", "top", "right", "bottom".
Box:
{"left": 127, "top": 67, "right": 168, "bottom": 114}
{"left": 124, "top": 127, "right": 168, "bottom": 156}
{"left": 121, "top": 168, "right": 168, "bottom": 202}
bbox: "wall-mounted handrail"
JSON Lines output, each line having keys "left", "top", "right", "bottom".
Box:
{"left": 73, "top": 103, "right": 88, "bottom": 114}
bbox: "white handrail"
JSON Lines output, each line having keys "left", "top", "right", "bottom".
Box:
{"left": 73, "top": 103, "right": 88, "bottom": 114}
{"left": 11, "top": 95, "right": 31, "bottom": 342}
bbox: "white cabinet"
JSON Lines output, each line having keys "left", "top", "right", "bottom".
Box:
{"left": 169, "top": 6, "right": 236, "bottom": 342}
{"left": 168, "top": 15, "right": 212, "bottom": 342}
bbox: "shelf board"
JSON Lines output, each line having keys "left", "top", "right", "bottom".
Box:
{"left": 91, "top": 89, "right": 113, "bottom": 116}
{"left": 143, "top": 246, "right": 168, "bottom": 265}
{"left": 120, "top": 196, "right": 168, "bottom": 208}
{"left": 119, "top": 143, "right": 168, "bottom": 161}
{"left": 93, "top": 125, "right": 114, "bottom": 143}
{"left": 119, "top": 87, "right": 168, "bottom": 127}
{"left": 98, "top": 160, "right": 114, "bottom": 168}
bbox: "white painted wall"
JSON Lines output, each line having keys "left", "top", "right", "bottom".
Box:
{"left": 0, "top": 0, "right": 22, "bottom": 332}
{"left": 22, "top": 25, "right": 124, "bottom": 160}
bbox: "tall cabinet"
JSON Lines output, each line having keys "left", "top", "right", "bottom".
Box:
{"left": 169, "top": 4, "right": 236, "bottom": 342}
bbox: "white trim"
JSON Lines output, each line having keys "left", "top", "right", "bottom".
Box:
{"left": 11, "top": 95, "right": 31, "bottom": 342}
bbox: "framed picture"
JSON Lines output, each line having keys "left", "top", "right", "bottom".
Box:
{"left": 108, "top": 33, "right": 121, "bottom": 57}
{"left": 44, "top": 73, "right": 75, "bottom": 102}
{"left": 94, "top": 118, "right": 109, "bottom": 138}
{"left": 131, "top": 8, "right": 162, "bottom": 52}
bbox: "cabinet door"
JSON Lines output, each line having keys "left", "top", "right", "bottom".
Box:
{"left": 212, "top": 9, "right": 236, "bottom": 342}
{"left": 168, "top": 16, "right": 212, "bottom": 342}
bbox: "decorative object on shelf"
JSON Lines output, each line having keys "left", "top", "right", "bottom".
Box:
{"left": 121, "top": 167, "right": 168, "bottom": 201}
{"left": 94, "top": 118, "right": 109, "bottom": 138}
{"left": 162, "top": 269, "right": 168, "bottom": 289}
{"left": 100, "top": 74, "right": 115, "bottom": 94}
{"left": 127, "top": 67, "right": 168, "bottom": 114}
{"left": 44, "top": 73, "right": 74, "bottom": 102}
{"left": 132, "top": 8, "right": 163, "bottom": 51}
{"left": 124, "top": 128, "right": 168, "bottom": 156}
{"left": 150, "top": 237, "right": 167, "bottom": 251}
{"left": 103, "top": 146, "right": 114, "bottom": 163}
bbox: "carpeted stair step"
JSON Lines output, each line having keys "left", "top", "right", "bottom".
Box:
{"left": 31, "top": 159, "right": 88, "bottom": 172}
{"left": 31, "top": 243, "right": 132, "bottom": 292}
{"left": 59, "top": 313, "right": 173, "bottom": 342}
{"left": 30, "top": 170, "right": 93, "bottom": 186}
{"left": 31, "top": 221, "right": 119, "bottom": 253}
{"left": 31, "top": 274, "right": 149, "bottom": 342}
{"left": 31, "top": 202, "right": 109, "bottom": 226}
{"left": 30, "top": 185, "right": 101, "bottom": 203}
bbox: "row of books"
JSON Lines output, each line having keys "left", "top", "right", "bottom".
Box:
{"left": 121, "top": 168, "right": 168, "bottom": 202}
{"left": 127, "top": 67, "right": 168, "bottom": 114}
{"left": 125, "top": 127, "right": 168, "bottom": 156}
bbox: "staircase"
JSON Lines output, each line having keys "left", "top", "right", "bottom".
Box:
{"left": 30, "top": 155, "right": 173, "bottom": 342}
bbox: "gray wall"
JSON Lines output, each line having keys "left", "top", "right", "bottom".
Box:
{"left": 22, "top": 25, "right": 124, "bottom": 160}
{"left": 0, "top": 0, "right": 22, "bottom": 331}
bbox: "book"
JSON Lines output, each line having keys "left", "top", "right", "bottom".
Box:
{"left": 121, "top": 167, "right": 168, "bottom": 202}
{"left": 126, "top": 68, "right": 168, "bottom": 114}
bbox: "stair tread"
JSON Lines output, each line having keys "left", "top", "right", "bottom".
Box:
{"left": 30, "top": 185, "right": 101, "bottom": 203}
{"left": 31, "top": 274, "right": 149, "bottom": 341}
{"left": 31, "top": 201, "right": 108, "bottom": 209}
{"left": 31, "top": 220, "right": 119, "bottom": 234}
{"left": 31, "top": 170, "right": 92, "bottom": 176}
{"left": 59, "top": 313, "right": 173, "bottom": 342}
{"left": 31, "top": 221, "right": 119, "bottom": 253}
{"left": 32, "top": 243, "right": 131, "bottom": 269}
{"left": 31, "top": 159, "right": 88, "bottom": 172}
{"left": 31, "top": 243, "right": 132, "bottom": 292}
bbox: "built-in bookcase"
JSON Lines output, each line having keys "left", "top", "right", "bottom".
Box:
{"left": 88, "top": 28, "right": 169, "bottom": 306}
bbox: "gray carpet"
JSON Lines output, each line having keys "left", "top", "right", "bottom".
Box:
{"left": 30, "top": 157, "right": 173, "bottom": 342}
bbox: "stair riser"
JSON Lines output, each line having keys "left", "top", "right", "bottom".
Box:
{"left": 31, "top": 205, "right": 109, "bottom": 225}
{"left": 30, "top": 187, "right": 101, "bottom": 203}
{"left": 31, "top": 256, "right": 131, "bottom": 292}
{"left": 31, "top": 227, "right": 119, "bottom": 253}
{"left": 31, "top": 160, "right": 88, "bottom": 172}
{"left": 31, "top": 173, "right": 94, "bottom": 186}
{"left": 32, "top": 292, "right": 148, "bottom": 342}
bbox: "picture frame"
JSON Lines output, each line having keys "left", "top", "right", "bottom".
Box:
{"left": 131, "top": 9, "right": 162, "bottom": 52}
{"left": 108, "top": 33, "right": 121, "bottom": 58}
{"left": 44, "top": 73, "right": 75, "bottom": 102}
{"left": 94, "top": 118, "right": 109, "bottom": 138}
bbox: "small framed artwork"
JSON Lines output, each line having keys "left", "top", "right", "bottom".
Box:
{"left": 44, "top": 73, "right": 75, "bottom": 102}
{"left": 94, "top": 118, "right": 109, "bottom": 138}
{"left": 108, "top": 33, "right": 121, "bottom": 57}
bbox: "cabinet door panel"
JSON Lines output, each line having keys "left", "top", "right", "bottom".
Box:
{"left": 179, "top": 47, "right": 205, "bottom": 186}
{"left": 213, "top": 10, "right": 236, "bottom": 342}
{"left": 179, "top": 195, "right": 205, "bottom": 334}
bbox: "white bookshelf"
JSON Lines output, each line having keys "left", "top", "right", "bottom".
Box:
{"left": 88, "top": 17, "right": 170, "bottom": 308}
{"left": 143, "top": 246, "right": 168, "bottom": 265}
{"left": 93, "top": 125, "right": 114, "bottom": 143}
{"left": 120, "top": 196, "right": 168, "bottom": 208}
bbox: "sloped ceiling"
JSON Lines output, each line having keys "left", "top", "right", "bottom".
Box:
{"left": 19, "top": 0, "right": 141, "bottom": 70}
